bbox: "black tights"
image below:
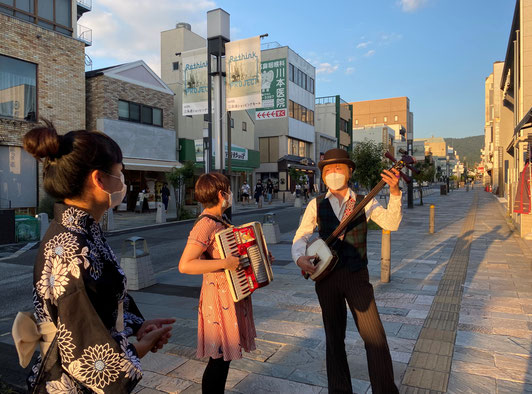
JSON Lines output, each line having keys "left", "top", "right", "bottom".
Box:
{"left": 202, "top": 357, "right": 231, "bottom": 394}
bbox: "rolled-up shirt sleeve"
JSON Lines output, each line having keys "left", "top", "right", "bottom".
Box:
{"left": 291, "top": 198, "right": 318, "bottom": 264}
{"left": 366, "top": 192, "right": 403, "bottom": 231}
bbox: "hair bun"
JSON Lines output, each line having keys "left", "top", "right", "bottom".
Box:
{"left": 23, "top": 119, "right": 60, "bottom": 159}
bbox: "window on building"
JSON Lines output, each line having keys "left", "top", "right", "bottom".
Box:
{"left": 394, "top": 115, "right": 398, "bottom": 122}
{"left": 230, "top": 118, "right": 234, "bottom": 128}
{"left": 298, "top": 141, "right": 305, "bottom": 157}
{"left": 301, "top": 106, "right": 307, "bottom": 123}
{"left": 308, "top": 109, "right": 314, "bottom": 126}
{"left": 289, "top": 100, "right": 294, "bottom": 118}
{"left": 373, "top": 117, "right": 376, "bottom": 123}
{"left": 0, "top": 55, "right": 37, "bottom": 122}
{"left": 242, "top": 121, "right": 247, "bottom": 131}
{"left": 118, "top": 99, "right": 162, "bottom": 127}
{"left": 0, "top": 0, "right": 73, "bottom": 34}
{"left": 383, "top": 116, "right": 387, "bottom": 122}
{"left": 172, "top": 62, "right": 179, "bottom": 71}
{"left": 294, "top": 102, "right": 301, "bottom": 121}
{"left": 153, "top": 108, "right": 162, "bottom": 127}
{"left": 289, "top": 63, "right": 294, "bottom": 82}
{"left": 259, "top": 137, "right": 278, "bottom": 163}
{"left": 355, "top": 119, "right": 359, "bottom": 125}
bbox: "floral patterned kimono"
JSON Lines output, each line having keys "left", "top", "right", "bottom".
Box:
{"left": 28, "top": 204, "right": 144, "bottom": 393}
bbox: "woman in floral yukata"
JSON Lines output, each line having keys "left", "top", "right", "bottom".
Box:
{"left": 179, "top": 173, "right": 273, "bottom": 394}
{"left": 20, "top": 121, "right": 175, "bottom": 393}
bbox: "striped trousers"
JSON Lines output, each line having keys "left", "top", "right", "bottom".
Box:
{"left": 315, "top": 266, "right": 398, "bottom": 394}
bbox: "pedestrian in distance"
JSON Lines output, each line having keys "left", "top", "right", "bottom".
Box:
{"left": 15, "top": 120, "right": 175, "bottom": 392}
{"left": 179, "top": 173, "right": 272, "bottom": 393}
{"left": 161, "top": 183, "right": 170, "bottom": 211}
{"left": 254, "top": 179, "right": 264, "bottom": 205}
{"left": 292, "top": 148, "right": 402, "bottom": 394}
{"left": 266, "top": 179, "right": 274, "bottom": 204}
{"left": 241, "top": 181, "right": 251, "bottom": 205}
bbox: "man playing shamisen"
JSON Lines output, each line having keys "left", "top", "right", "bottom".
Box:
{"left": 292, "top": 148, "right": 402, "bottom": 394}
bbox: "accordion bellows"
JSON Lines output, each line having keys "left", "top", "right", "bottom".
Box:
{"left": 215, "top": 222, "right": 273, "bottom": 302}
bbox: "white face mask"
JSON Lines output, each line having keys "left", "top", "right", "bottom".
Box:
{"left": 222, "top": 191, "right": 233, "bottom": 210}
{"left": 325, "top": 172, "right": 347, "bottom": 191}
{"left": 103, "top": 172, "right": 127, "bottom": 209}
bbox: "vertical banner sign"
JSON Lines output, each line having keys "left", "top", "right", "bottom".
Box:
{"left": 225, "top": 36, "right": 262, "bottom": 111}
{"left": 256, "top": 58, "right": 287, "bottom": 120}
{"left": 182, "top": 48, "right": 209, "bottom": 115}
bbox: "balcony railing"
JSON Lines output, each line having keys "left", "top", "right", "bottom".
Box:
{"left": 77, "top": 0, "right": 92, "bottom": 11}
{"left": 77, "top": 24, "right": 92, "bottom": 46}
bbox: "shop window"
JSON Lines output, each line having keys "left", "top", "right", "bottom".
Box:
{"left": 0, "top": 55, "right": 37, "bottom": 121}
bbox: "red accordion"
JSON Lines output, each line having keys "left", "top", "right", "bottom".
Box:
{"left": 215, "top": 222, "right": 273, "bottom": 302}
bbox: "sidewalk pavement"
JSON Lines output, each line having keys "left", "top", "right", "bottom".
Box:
{"left": 122, "top": 186, "right": 532, "bottom": 393}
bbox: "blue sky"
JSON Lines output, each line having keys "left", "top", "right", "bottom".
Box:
{"left": 81, "top": 0, "right": 515, "bottom": 139}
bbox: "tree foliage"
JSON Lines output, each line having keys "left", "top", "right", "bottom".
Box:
{"left": 166, "top": 161, "right": 195, "bottom": 220}
{"left": 350, "top": 140, "right": 386, "bottom": 191}
{"left": 288, "top": 167, "right": 306, "bottom": 185}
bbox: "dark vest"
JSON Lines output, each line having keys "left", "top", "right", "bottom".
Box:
{"left": 317, "top": 192, "right": 368, "bottom": 272}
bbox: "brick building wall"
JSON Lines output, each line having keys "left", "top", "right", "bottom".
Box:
{"left": 86, "top": 75, "right": 175, "bottom": 131}
{"left": 0, "top": 12, "right": 86, "bottom": 143}
{"left": 1, "top": 13, "right": 85, "bottom": 210}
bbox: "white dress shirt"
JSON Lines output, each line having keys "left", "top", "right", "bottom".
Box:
{"left": 291, "top": 189, "right": 403, "bottom": 264}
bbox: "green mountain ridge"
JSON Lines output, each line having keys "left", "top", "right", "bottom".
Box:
{"left": 444, "top": 135, "right": 484, "bottom": 167}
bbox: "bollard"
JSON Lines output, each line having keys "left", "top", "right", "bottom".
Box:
{"left": 36, "top": 213, "right": 49, "bottom": 240}
{"left": 156, "top": 202, "right": 166, "bottom": 224}
{"left": 429, "top": 205, "right": 435, "bottom": 234}
{"left": 381, "top": 230, "right": 391, "bottom": 283}
{"left": 282, "top": 192, "right": 286, "bottom": 203}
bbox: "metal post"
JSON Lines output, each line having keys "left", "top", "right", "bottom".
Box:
{"left": 381, "top": 230, "right": 391, "bottom": 283}
{"left": 206, "top": 53, "right": 213, "bottom": 174}
{"left": 407, "top": 139, "right": 413, "bottom": 209}
{"left": 429, "top": 204, "right": 435, "bottom": 234}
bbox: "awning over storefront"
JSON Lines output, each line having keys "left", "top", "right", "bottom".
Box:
{"left": 123, "top": 158, "right": 181, "bottom": 172}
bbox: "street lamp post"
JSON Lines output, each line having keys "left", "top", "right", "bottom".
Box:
{"left": 206, "top": 8, "right": 230, "bottom": 174}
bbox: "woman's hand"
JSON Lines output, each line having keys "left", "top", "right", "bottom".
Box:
{"left": 224, "top": 254, "right": 240, "bottom": 271}
{"left": 136, "top": 318, "right": 175, "bottom": 353}
{"left": 134, "top": 325, "right": 173, "bottom": 358}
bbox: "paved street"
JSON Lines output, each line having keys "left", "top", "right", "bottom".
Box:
{"left": 1, "top": 187, "right": 532, "bottom": 393}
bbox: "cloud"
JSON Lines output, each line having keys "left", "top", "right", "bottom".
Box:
{"left": 80, "top": 0, "right": 216, "bottom": 76}
{"left": 316, "top": 62, "right": 339, "bottom": 74}
{"left": 364, "top": 50, "right": 376, "bottom": 57}
{"left": 345, "top": 67, "right": 355, "bottom": 75}
{"left": 380, "top": 32, "right": 403, "bottom": 44}
{"left": 398, "top": 0, "right": 428, "bottom": 12}
{"left": 356, "top": 41, "right": 372, "bottom": 49}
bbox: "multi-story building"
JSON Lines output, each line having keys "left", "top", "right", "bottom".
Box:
{"left": 160, "top": 23, "right": 259, "bottom": 201}
{"left": 0, "top": 0, "right": 91, "bottom": 212}
{"left": 482, "top": 62, "right": 511, "bottom": 193}
{"left": 349, "top": 96, "right": 413, "bottom": 143}
{"left": 85, "top": 60, "right": 178, "bottom": 211}
{"left": 496, "top": 0, "right": 532, "bottom": 237}
{"left": 353, "top": 125, "right": 395, "bottom": 153}
{"left": 315, "top": 95, "right": 352, "bottom": 151}
{"left": 256, "top": 44, "right": 316, "bottom": 198}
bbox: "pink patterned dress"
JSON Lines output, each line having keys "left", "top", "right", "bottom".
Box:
{"left": 187, "top": 216, "right": 256, "bottom": 361}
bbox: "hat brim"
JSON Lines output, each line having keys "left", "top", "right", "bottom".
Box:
{"left": 318, "top": 158, "right": 356, "bottom": 172}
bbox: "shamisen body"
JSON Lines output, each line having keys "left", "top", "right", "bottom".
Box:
{"left": 291, "top": 148, "right": 402, "bottom": 394}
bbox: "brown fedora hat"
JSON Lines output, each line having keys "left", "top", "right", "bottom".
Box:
{"left": 318, "top": 148, "right": 355, "bottom": 172}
